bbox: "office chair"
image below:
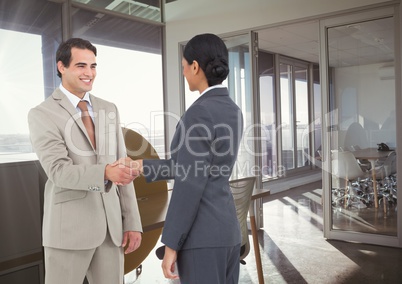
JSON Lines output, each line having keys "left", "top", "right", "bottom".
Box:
{"left": 229, "top": 176, "right": 256, "bottom": 263}
{"left": 331, "top": 151, "right": 370, "bottom": 208}
{"left": 374, "top": 151, "right": 397, "bottom": 208}
{"left": 374, "top": 151, "right": 396, "bottom": 179}
{"left": 350, "top": 145, "right": 372, "bottom": 171}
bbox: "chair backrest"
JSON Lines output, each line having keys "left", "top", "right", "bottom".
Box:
{"left": 332, "top": 151, "right": 367, "bottom": 181}
{"left": 343, "top": 122, "right": 369, "bottom": 150}
{"left": 382, "top": 151, "right": 397, "bottom": 177}
{"left": 229, "top": 176, "right": 256, "bottom": 260}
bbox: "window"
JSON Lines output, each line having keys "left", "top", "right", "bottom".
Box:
{"left": 0, "top": 30, "right": 44, "bottom": 154}
{"left": 92, "top": 45, "right": 165, "bottom": 156}
{"left": 279, "top": 57, "right": 311, "bottom": 174}
{"left": 0, "top": 0, "right": 62, "bottom": 160}
{"left": 0, "top": 0, "right": 165, "bottom": 161}
{"left": 259, "top": 51, "right": 277, "bottom": 178}
{"left": 72, "top": 5, "right": 165, "bottom": 156}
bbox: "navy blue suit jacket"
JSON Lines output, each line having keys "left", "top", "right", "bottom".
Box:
{"left": 143, "top": 87, "right": 243, "bottom": 251}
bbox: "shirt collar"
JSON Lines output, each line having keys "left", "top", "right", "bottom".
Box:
{"left": 200, "top": 84, "right": 226, "bottom": 96}
{"left": 59, "top": 83, "right": 92, "bottom": 108}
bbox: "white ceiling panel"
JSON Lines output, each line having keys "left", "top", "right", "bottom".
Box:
{"left": 257, "top": 17, "right": 394, "bottom": 68}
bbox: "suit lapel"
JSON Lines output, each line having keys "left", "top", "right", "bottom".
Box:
{"left": 53, "top": 88, "right": 97, "bottom": 152}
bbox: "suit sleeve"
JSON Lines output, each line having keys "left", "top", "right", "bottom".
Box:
{"left": 160, "top": 104, "right": 214, "bottom": 251}
{"left": 143, "top": 158, "right": 175, "bottom": 182}
{"left": 28, "top": 106, "right": 108, "bottom": 192}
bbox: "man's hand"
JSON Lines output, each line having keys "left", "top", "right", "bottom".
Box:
{"left": 130, "top": 159, "right": 143, "bottom": 174}
{"left": 162, "top": 246, "right": 179, "bottom": 280}
{"left": 105, "top": 158, "right": 140, "bottom": 186}
{"left": 122, "top": 231, "right": 142, "bottom": 254}
{"left": 114, "top": 157, "right": 143, "bottom": 174}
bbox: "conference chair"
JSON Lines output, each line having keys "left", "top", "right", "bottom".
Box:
{"left": 375, "top": 151, "right": 397, "bottom": 208}
{"left": 331, "top": 150, "right": 370, "bottom": 208}
{"left": 229, "top": 176, "right": 256, "bottom": 263}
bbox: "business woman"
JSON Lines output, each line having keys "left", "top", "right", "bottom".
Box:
{"left": 129, "top": 33, "right": 244, "bottom": 283}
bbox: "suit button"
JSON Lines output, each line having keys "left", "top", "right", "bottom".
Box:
{"left": 89, "top": 185, "right": 100, "bottom": 191}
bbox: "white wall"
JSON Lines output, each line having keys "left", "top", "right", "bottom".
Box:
{"left": 336, "top": 63, "right": 395, "bottom": 126}
{"left": 163, "top": 0, "right": 391, "bottom": 141}
{"left": 335, "top": 63, "right": 396, "bottom": 148}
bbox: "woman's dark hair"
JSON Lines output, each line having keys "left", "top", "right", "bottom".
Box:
{"left": 183, "top": 33, "right": 229, "bottom": 86}
{"left": 56, "top": 38, "right": 97, "bottom": 78}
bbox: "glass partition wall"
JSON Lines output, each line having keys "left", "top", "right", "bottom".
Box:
{"left": 226, "top": 34, "right": 256, "bottom": 179}
{"left": 322, "top": 7, "right": 400, "bottom": 246}
{"left": 259, "top": 51, "right": 277, "bottom": 178}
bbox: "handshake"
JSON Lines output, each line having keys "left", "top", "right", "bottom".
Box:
{"left": 105, "top": 157, "right": 144, "bottom": 186}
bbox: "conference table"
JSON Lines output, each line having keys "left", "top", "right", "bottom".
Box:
{"left": 137, "top": 186, "right": 270, "bottom": 284}
{"left": 136, "top": 190, "right": 171, "bottom": 232}
{"left": 351, "top": 148, "right": 393, "bottom": 210}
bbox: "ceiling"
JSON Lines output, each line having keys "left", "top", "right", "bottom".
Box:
{"left": 256, "top": 18, "right": 394, "bottom": 68}
{"left": 1, "top": 0, "right": 394, "bottom": 68}
{"left": 257, "top": 21, "right": 320, "bottom": 65}
{"left": 164, "top": 0, "right": 394, "bottom": 68}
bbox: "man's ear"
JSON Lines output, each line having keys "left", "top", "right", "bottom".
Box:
{"left": 57, "top": 61, "right": 65, "bottom": 75}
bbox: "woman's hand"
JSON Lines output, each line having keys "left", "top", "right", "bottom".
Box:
{"left": 162, "top": 246, "right": 179, "bottom": 280}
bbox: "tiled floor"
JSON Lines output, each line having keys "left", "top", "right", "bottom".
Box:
{"left": 125, "top": 181, "right": 402, "bottom": 283}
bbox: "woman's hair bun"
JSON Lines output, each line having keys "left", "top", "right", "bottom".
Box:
{"left": 183, "top": 33, "right": 229, "bottom": 86}
{"left": 206, "top": 58, "right": 229, "bottom": 85}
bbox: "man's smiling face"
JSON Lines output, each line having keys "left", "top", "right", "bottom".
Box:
{"left": 58, "top": 47, "right": 97, "bottom": 99}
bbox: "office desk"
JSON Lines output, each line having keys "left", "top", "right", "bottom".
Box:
{"left": 352, "top": 148, "right": 393, "bottom": 209}
{"left": 124, "top": 190, "right": 170, "bottom": 274}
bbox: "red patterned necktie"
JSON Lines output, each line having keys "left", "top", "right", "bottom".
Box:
{"left": 78, "top": 100, "right": 96, "bottom": 149}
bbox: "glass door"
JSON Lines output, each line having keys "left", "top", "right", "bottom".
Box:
{"left": 321, "top": 6, "right": 401, "bottom": 247}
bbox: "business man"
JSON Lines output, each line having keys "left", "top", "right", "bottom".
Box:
{"left": 28, "top": 38, "right": 142, "bottom": 284}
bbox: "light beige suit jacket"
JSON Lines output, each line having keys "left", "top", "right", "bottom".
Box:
{"left": 28, "top": 88, "right": 142, "bottom": 250}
